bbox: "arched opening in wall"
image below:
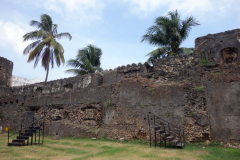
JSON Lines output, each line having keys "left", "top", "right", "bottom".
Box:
{"left": 221, "top": 47, "right": 238, "bottom": 64}
{"left": 35, "top": 87, "right": 43, "bottom": 96}
{"left": 64, "top": 83, "right": 73, "bottom": 92}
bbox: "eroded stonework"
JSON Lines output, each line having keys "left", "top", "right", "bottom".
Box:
{"left": 0, "top": 57, "right": 13, "bottom": 88}
{"left": 1, "top": 29, "right": 240, "bottom": 145}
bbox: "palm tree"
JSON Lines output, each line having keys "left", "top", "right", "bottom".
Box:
{"left": 141, "top": 10, "right": 199, "bottom": 62}
{"left": 23, "top": 14, "right": 72, "bottom": 82}
{"left": 65, "top": 45, "right": 103, "bottom": 76}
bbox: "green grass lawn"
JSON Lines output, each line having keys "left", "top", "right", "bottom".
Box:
{"left": 0, "top": 133, "right": 239, "bottom": 160}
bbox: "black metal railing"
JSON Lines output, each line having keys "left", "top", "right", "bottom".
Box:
{"left": 8, "top": 116, "right": 45, "bottom": 146}
{"left": 147, "top": 114, "right": 186, "bottom": 148}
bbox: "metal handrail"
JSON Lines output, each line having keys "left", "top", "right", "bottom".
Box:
{"left": 8, "top": 114, "right": 33, "bottom": 132}
{"left": 148, "top": 114, "right": 185, "bottom": 131}
{"left": 147, "top": 114, "right": 186, "bottom": 148}
{"left": 8, "top": 116, "right": 45, "bottom": 145}
{"left": 16, "top": 116, "right": 45, "bottom": 134}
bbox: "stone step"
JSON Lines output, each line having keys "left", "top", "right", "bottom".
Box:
{"left": 8, "top": 142, "right": 24, "bottom": 146}
{"left": 166, "top": 136, "right": 174, "bottom": 140}
{"left": 25, "top": 129, "right": 37, "bottom": 133}
{"left": 29, "top": 127, "right": 40, "bottom": 130}
{"left": 21, "top": 133, "right": 33, "bottom": 136}
{"left": 17, "top": 136, "right": 29, "bottom": 140}
{"left": 176, "top": 143, "right": 185, "bottom": 148}
{"left": 171, "top": 139, "right": 180, "bottom": 143}
{"left": 12, "top": 139, "right": 26, "bottom": 143}
{"left": 161, "top": 133, "right": 170, "bottom": 137}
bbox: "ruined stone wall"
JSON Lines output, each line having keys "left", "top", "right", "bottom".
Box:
{"left": 0, "top": 55, "right": 209, "bottom": 142}
{"left": 195, "top": 29, "right": 240, "bottom": 64}
{"left": 0, "top": 57, "right": 13, "bottom": 89}
{"left": 1, "top": 29, "right": 240, "bottom": 145}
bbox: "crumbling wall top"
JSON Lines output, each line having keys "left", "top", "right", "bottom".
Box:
{"left": 195, "top": 29, "right": 240, "bottom": 64}
{"left": 0, "top": 56, "right": 13, "bottom": 88}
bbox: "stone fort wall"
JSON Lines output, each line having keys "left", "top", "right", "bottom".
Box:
{"left": 0, "top": 57, "right": 13, "bottom": 88}
{"left": 1, "top": 29, "right": 240, "bottom": 146}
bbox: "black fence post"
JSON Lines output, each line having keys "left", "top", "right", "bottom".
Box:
{"left": 42, "top": 120, "right": 45, "bottom": 144}
{"left": 19, "top": 127, "right": 21, "bottom": 146}
{"left": 8, "top": 128, "right": 9, "bottom": 145}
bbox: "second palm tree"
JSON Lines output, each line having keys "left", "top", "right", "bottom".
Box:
{"left": 65, "top": 45, "right": 103, "bottom": 76}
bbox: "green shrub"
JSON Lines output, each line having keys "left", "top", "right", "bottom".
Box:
{"left": 104, "top": 99, "right": 113, "bottom": 108}
{"left": 148, "top": 88, "right": 154, "bottom": 96}
{"left": 194, "top": 86, "right": 205, "bottom": 91}
{"left": 200, "top": 52, "right": 210, "bottom": 65}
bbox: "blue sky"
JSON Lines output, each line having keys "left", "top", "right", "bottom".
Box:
{"left": 0, "top": 0, "right": 239, "bottom": 81}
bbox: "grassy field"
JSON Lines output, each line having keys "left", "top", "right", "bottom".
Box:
{"left": 0, "top": 133, "right": 239, "bottom": 160}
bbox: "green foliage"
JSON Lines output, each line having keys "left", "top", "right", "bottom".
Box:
{"left": 200, "top": 58, "right": 210, "bottom": 65}
{"left": 200, "top": 52, "right": 210, "bottom": 65}
{"left": 191, "top": 112, "right": 194, "bottom": 116}
{"left": 23, "top": 14, "right": 72, "bottom": 82}
{"left": 87, "top": 127, "right": 99, "bottom": 134}
{"left": 194, "top": 86, "right": 205, "bottom": 91}
{"left": 103, "top": 133, "right": 107, "bottom": 139}
{"left": 142, "top": 10, "right": 199, "bottom": 62}
{"left": 65, "top": 45, "right": 103, "bottom": 76}
{"left": 141, "top": 105, "right": 145, "bottom": 108}
{"left": 0, "top": 95, "right": 6, "bottom": 99}
{"left": 166, "top": 113, "right": 170, "bottom": 117}
{"left": 148, "top": 88, "right": 154, "bottom": 96}
{"left": 104, "top": 99, "right": 114, "bottom": 108}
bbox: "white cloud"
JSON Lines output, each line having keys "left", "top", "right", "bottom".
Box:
{"left": 124, "top": 0, "right": 168, "bottom": 17}
{"left": 123, "top": 0, "right": 239, "bottom": 20}
{"left": 13, "top": 0, "right": 105, "bottom": 25}
{"left": 0, "top": 20, "right": 28, "bottom": 54}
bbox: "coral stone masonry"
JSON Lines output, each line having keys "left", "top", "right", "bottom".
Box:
{"left": 0, "top": 29, "right": 240, "bottom": 146}
{"left": 0, "top": 57, "right": 13, "bottom": 88}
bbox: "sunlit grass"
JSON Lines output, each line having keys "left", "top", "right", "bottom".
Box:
{"left": 0, "top": 133, "right": 239, "bottom": 160}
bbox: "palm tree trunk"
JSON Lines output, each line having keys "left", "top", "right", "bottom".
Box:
{"left": 45, "top": 65, "right": 49, "bottom": 82}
